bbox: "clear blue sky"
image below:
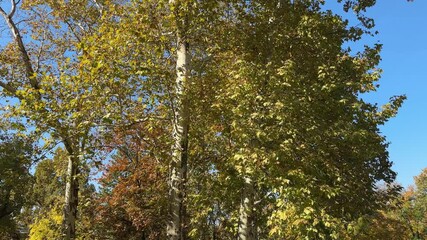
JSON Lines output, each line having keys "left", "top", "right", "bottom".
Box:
{"left": 357, "top": 0, "right": 427, "bottom": 188}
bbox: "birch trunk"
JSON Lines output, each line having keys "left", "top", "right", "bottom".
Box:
{"left": 63, "top": 155, "right": 79, "bottom": 239}
{"left": 167, "top": 1, "right": 190, "bottom": 238}
{"left": 238, "top": 175, "right": 255, "bottom": 240}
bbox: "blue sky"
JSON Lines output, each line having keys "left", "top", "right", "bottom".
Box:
{"left": 356, "top": 0, "right": 427, "bottom": 188}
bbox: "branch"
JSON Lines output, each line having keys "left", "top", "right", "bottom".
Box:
{"left": 0, "top": 6, "right": 7, "bottom": 17}
{"left": 91, "top": 0, "right": 103, "bottom": 15}
{"left": 64, "top": 19, "right": 82, "bottom": 43}
{"left": 0, "top": 3, "right": 39, "bottom": 90}
{"left": 1, "top": 2, "right": 78, "bottom": 159}
{"left": 34, "top": 37, "right": 45, "bottom": 73}
{"left": 9, "top": 0, "right": 17, "bottom": 18}
{"left": 0, "top": 80, "right": 18, "bottom": 96}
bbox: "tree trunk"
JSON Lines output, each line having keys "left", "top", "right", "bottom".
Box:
{"left": 63, "top": 155, "right": 79, "bottom": 240}
{"left": 167, "top": 1, "right": 190, "bottom": 238}
{"left": 238, "top": 175, "right": 255, "bottom": 240}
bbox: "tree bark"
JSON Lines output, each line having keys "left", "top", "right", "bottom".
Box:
{"left": 238, "top": 175, "right": 255, "bottom": 240}
{"left": 63, "top": 154, "right": 79, "bottom": 240}
{"left": 167, "top": 1, "right": 190, "bottom": 239}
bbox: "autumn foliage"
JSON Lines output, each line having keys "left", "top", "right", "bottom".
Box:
{"left": 96, "top": 123, "right": 169, "bottom": 239}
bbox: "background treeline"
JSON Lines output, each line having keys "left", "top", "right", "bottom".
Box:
{"left": 0, "top": 0, "right": 417, "bottom": 239}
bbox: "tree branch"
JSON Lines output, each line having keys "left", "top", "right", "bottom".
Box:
{"left": 64, "top": 19, "right": 82, "bottom": 43}
{"left": 91, "top": 0, "right": 103, "bottom": 15}
{"left": 9, "top": 0, "right": 17, "bottom": 18}
{"left": 1, "top": 1, "right": 77, "bottom": 173}
{"left": 0, "top": 80, "right": 18, "bottom": 96}
{"left": 0, "top": 6, "right": 7, "bottom": 17}
{"left": 0, "top": 3, "right": 39, "bottom": 90}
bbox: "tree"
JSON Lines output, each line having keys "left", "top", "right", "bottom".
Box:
{"left": 200, "top": 0, "right": 404, "bottom": 238}
{"left": 400, "top": 169, "right": 427, "bottom": 239}
{"left": 0, "top": 127, "right": 33, "bottom": 239}
{"left": 28, "top": 148, "right": 97, "bottom": 240}
{"left": 96, "top": 123, "right": 169, "bottom": 239}
{"left": 346, "top": 211, "right": 409, "bottom": 240}
{"left": 80, "top": 1, "right": 230, "bottom": 239}
{"left": 0, "top": 1, "right": 108, "bottom": 238}
{"left": 167, "top": 0, "right": 190, "bottom": 238}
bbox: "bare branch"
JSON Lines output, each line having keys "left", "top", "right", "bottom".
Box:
{"left": 34, "top": 37, "right": 46, "bottom": 73}
{"left": 64, "top": 19, "right": 82, "bottom": 43}
{"left": 9, "top": 0, "right": 16, "bottom": 18}
{"left": 0, "top": 6, "right": 7, "bottom": 17}
{"left": 75, "top": 22, "right": 86, "bottom": 33}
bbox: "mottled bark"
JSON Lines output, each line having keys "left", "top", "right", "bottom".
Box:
{"left": 63, "top": 155, "right": 79, "bottom": 240}
{"left": 167, "top": 1, "right": 190, "bottom": 238}
{"left": 238, "top": 175, "right": 255, "bottom": 240}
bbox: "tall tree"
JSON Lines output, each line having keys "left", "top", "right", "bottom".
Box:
{"left": 79, "top": 1, "right": 230, "bottom": 239}
{"left": 0, "top": 1, "right": 106, "bottom": 238}
{"left": 167, "top": 0, "right": 191, "bottom": 238}
{"left": 206, "top": 0, "right": 405, "bottom": 238}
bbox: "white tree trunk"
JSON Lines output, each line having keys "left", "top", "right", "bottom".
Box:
{"left": 167, "top": 1, "right": 190, "bottom": 238}
{"left": 238, "top": 175, "right": 255, "bottom": 240}
{"left": 63, "top": 155, "right": 79, "bottom": 240}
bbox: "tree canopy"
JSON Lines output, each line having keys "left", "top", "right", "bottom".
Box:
{"left": 0, "top": 0, "right": 411, "bottom": 239}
